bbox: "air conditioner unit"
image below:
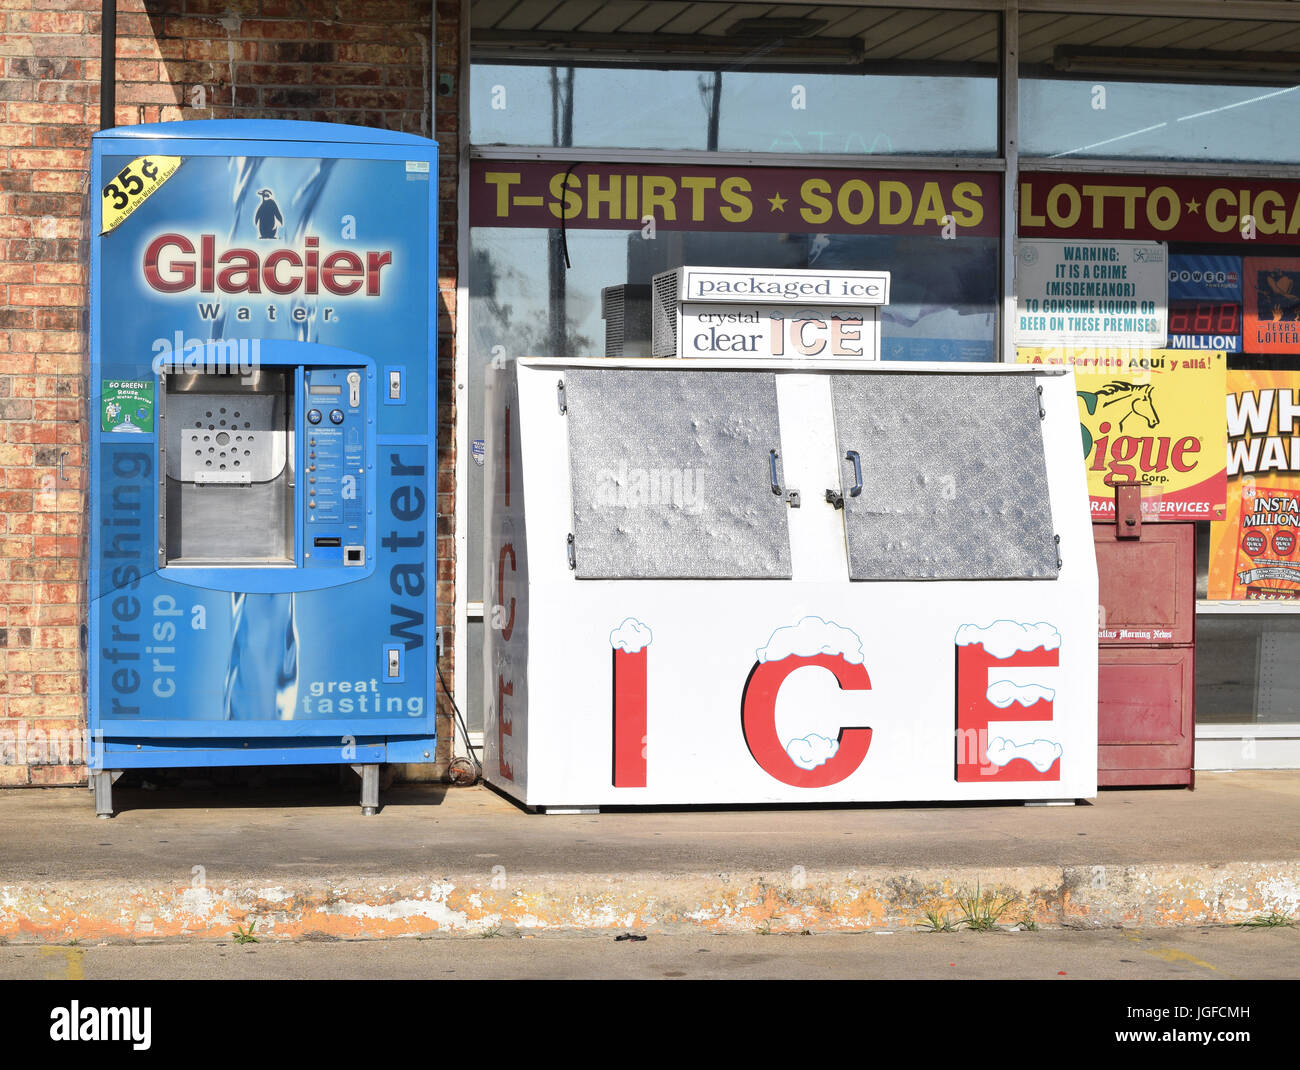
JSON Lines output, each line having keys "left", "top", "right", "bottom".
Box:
{"left": 601, "top": 284, "right": 653, "bottom": 357}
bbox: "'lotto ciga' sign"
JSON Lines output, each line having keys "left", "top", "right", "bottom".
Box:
{"left": 656, "top": 266, "right": 890, "bottom": 359}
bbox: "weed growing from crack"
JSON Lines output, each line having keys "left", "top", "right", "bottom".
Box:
{"left": 917, "top": 908, "right": 958, "bottom": 933}
{"left": 953, "top": 882, "right": 1020, "bottom": 932}
{"left": 1236, "top": 912, "right": 1294, "bottom": 929}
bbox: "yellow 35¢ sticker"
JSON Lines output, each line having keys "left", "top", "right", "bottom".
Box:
{"left": 100, "top": 155, "right": 182, "bottom": 235}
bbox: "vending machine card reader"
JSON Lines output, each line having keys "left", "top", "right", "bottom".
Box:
{"left": 89, "top": 121, "right": 438, "bottom": 816}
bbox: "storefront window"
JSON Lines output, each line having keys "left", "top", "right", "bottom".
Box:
{"left": 471, "top": 6, "right": 998, "bottom": 156}
{"left": 473, "top": 65, "right": 998, "bottom": 156}
{"left": 1197, "top": 615, "right": 1300, "bottom": 724}
{"left": 462, "top": 2, "right": 1300, "bottom": 766}
{"left": 1020, "top": 13, "right": 1300, "bottom": 163}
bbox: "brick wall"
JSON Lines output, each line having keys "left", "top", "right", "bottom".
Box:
{"left": 0, "top": 0, "right": 99, "bottom": 786}
{"left": 0, "top": 0, "right": 461, "bottom": 785}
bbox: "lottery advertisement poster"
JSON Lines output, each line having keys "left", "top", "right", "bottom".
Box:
{"left": 1209, "top": 369, "right": 1300, "bottom": 599}
{"left": 1243, "top": 257, "right": 1300, "bottom": 354}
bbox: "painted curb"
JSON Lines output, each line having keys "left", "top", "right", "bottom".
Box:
{"left": 2, "top": 862, "right": 1298, "bottom": 942}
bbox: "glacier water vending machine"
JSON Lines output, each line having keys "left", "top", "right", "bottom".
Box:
{"left": 89, "top": 121, "right": 438, "bottom": 815}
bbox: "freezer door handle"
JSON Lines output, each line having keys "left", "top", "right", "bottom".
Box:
{"left": 845, "top": 450, "right": 863, "bottom": 498}
{"left": 768, "top": 448, "right": 800, "bottom": 508}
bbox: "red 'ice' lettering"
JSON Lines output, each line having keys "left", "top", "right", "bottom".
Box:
{"left": 612, "top": 647, "right": 648, "bottom": 788}
{"left": 955, "top": 638, "right": 1059, "bottom": 782}
{"left": 741, "top": 654, "right": 872, "bottom": 788}
{"left": 497, "top": 673, "right": 514, "bottom": 781}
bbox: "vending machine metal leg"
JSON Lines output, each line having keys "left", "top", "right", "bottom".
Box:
{"left": 353, "top": 764, "right": 380, "bottom": 815}
{"left": 93, "top": 770, "right": 123, "bottom": 819}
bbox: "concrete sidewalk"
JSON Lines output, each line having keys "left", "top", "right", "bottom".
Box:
{"left": 1, "top": 772, "right": 1298, "bottom": 942}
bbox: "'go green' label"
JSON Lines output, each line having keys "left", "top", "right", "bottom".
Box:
{"left": 101, "top": 380, "right": 154, "bottom": 433}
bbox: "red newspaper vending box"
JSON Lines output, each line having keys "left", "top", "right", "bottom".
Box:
{"left": 1093, "top": 484, "right": 1196, "bottom": 787}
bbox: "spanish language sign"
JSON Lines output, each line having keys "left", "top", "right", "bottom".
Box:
{"left": 1014, "top": 240, "right": 1168, "bottom": 348}
{"left": 1019, "top": 173, "right": 1300, "bottom": 244}
{"left": 1209, "top": 370, "right": 1300, "bottom": 599}
{"left": 470, "top": 161, "right": 999, "bottom": 235}
{"left": 1018, "top": 347, "right": 1226, "bottom": 521}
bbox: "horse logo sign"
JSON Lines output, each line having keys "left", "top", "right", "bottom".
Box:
{"left": 1018, "top": 347, "right": 1226, "bottom": 520}
{"left": 1077, "top": 381, "right": 1160, "bottom": 455}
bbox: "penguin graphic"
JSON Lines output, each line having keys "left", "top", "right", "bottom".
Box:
{"left": 254, "top": 188, "right": 284, "bottom": 239}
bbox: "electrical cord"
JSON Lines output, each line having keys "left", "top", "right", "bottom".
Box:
{"left": 558, "top": 161, "right": 580, "bottom": 269}
{"left": 436, "top": 656, "right": 482, "bottom": 781}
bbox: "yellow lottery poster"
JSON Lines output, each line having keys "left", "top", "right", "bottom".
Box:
{"left": 1209, "top": 369, "right": 1300, "bottom": 600}
{"left": 1017, "top": 348, "right": 1227, "bottom": 521}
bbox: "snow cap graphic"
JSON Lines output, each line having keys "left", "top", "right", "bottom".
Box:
{"left": 986, "top": 680, "right": 1056, "bottom": 708}
{"left": 954, "top": 621, "right": 1060, "bottom": 659}
{"left": 785, "top": 733, "right": 840, "bottom": 770}
{"left": 986, "top": 737, "right": 1062, "bottom": 773}
{"left": 610, "top": 618, "right": 652, "bottom": 654}
{"left": 757, "top": 616, "right": 864, "bottom": 665}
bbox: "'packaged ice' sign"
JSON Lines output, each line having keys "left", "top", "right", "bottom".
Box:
{"left": 652, "top": 266, "right": 890, "bottom": 360}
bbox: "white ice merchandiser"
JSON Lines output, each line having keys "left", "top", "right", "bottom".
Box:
{"left": 484, "top": 268, "right": 1097, "bottom": 810}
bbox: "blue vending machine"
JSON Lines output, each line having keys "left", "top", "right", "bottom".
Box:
{"left": 89, "top": 121, "right": 438, "bottom": 816}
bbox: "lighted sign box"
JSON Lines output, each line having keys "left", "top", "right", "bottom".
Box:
{"left": 651, "top": 266, "right": 890, "bottom": 359}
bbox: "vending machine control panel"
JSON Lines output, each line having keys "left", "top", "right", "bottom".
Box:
{"left": 305, "top": 366, "right": 367, "bottom": 568}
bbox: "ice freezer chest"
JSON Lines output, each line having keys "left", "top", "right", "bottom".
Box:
{"left": 88, "top": 120, "right": 439, "bottom": 815}
{"left": 484, "top": 358, "right": 1099, "bottom": 809}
